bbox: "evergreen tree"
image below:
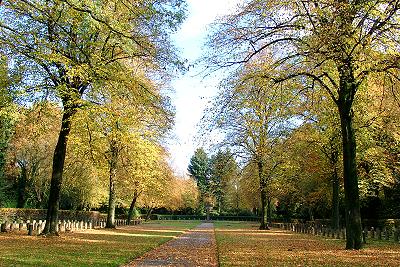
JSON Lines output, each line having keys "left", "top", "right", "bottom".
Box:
{"left": 188, "top": 148, "right": 210, "bottom": 212}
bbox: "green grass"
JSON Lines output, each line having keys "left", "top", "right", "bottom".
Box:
{"left": 141, "top": 219, "right": 202, "bottom": 229}
{"left": 0, "top": 220, "right": 200, "bottom": 267}
{"left": 214, "top": 221, "right": 400, "bottom": 267}
{"left": 214, "top": 220, "right": 260, "bottom": 230}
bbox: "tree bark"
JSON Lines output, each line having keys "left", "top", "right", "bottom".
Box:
{"left": 259, "top": 187, "right": 269, "bottom": 229}
{"left": 258, "top": 160, "right": 269, "bottom": 230}
{"left": 106, "top": 140, "right": 118, "bottom": 228}
{"left": 338, "top": 64, "right": 362, "bottom": 249}
{"left": 340, "top": 110, "right": 362, "bottom": 249}
{"left": 145, "top": 207, "right": 153, "bottom": 221}
{"left": 42, "top": 108, "right": 75, "bottom": 235}
{"left": 126, "top": 191, "right": 139, "bottom": 225}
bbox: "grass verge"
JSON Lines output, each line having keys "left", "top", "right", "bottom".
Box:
{"left": 0, "top": 220, "right": 200, "bottom": 266}
{"left": 214, "top": 221, "right": 400, "bottom": 267}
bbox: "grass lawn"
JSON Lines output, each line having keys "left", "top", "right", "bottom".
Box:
{"left": 0, "top": 220, "right": 200, "bottom": 267}
{"left": 214, "top": 221, "right": 400, "bottom": 267}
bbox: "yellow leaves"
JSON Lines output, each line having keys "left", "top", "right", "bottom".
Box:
{"left": 66, "top": 64, "right": 90, "bottom": 84}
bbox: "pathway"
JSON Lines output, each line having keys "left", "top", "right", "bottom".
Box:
{"left": 124, "top": 222, "right": 218, "bottom": 267}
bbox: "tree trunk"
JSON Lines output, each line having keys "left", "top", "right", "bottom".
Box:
{"left": 337, "top": 66, "right": 362, "bottom": 249}
{"left": 331, "top": 166, "right": 340, "bottom": 230}
{"left": 309, "top": 207, "right": 314, "bottom": 221}
{"left": 16, "top": 164, "right": 27, "bottom": 208}
{"left": 258, "top": 160, "right": 269, "bottom": 230}
{"left": 339, "top": 110, "right": 362, "bottom": 249}
{"left": 43, "top": 109, "right": 74, "bottom": 235}
{"left": 145, "top": 207, "right": 153, "bottom": 221}
{"left": 106, "top": 140, "right": 118, "bottom": 228}
{"left": 126, "top": 192, "right": 138, "bottom": 225}
{"left": 259, "top": 187, "right": 269, "bottom": 229}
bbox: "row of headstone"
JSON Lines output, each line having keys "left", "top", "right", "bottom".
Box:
{"left": 271, "top": 222, "right": 400, "bottom": 244}
{"left": 362, "top": 226, "right": 400, "bottom": 243}
{"left": 0, "top": 218, "right": 142, "bottom": 236}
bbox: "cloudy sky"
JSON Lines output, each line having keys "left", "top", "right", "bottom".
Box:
{"left": 167, "top": 0, "right": 242, "bottom": 176}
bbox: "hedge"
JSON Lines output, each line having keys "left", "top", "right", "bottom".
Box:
{"left": 156, "top": 214, "right": 261, "bottom": 221}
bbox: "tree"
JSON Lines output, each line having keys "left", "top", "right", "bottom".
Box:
{"left": 205, "top": 0, "right": 400, "bottom": 249}
{"left": 0, "top": 55, "right": 20, "bottom": 206}
{"left": 1, "top": 0, "right": 186, "bottom": 235}
{"left": 119, "top": 138, "right": 171, "bottom": 225}
{"left": 70, "top": 61, "right": 174, "bottom": 227}
{"left": 239, "top": 162, "right": 261, "bottom": 214}
{"left": 6, "top": 102, "right": 60, "bottom": 208}
{"left": 188, "top": 148, "right": 211, "bottom": 213}
{"left": 209, "top": 149, "right": 239, "bottom": 213}
{"left": 172, "top": 177, "right": 199, "bottom": 214}
{"left": 201, "top": 57, "right": 298, "bottom": 229}
{"left": 299, "top": 90, "right": 343, "bottom": 229}
{"left": 352, "top": 75, "right": 400, "bottom": 218}
{"left": 137, "top": 154, "right": 177, "bottom": 220}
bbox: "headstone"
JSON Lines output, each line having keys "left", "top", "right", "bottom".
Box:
{"left": 28, "top": 224, "right": 33, "bottom": 236}
{"left": 362, "top": 227, "right": 368, "bottom": 244}
{"left": 0, "top": 223, "right": 6, "bottom": 232}
{"left": 384, "top": 227, "right": 389, "bottom": 240}
{"left": 377, "top": 227, "right": 382, "bottom": 240}
{"left": 336, "top": 229, "right": 340, "bottom": 239}
{"left": 38, "top": 220, "right": 42, "bottom": 234}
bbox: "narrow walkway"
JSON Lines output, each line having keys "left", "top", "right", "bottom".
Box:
{"left": 124, "top": 222, "right": 218, "bottom": 267}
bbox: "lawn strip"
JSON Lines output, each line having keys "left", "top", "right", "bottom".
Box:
{"left": 214, "top": 221, "right": 400, "bottom": 267}
{"left": 0, "top": 220, "right": 200, "bottom": 267}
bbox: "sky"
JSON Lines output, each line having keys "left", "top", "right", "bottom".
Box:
{"left": 167, "top": 0, "right": 242, "bottom": 177}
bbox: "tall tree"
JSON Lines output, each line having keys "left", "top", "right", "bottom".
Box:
{"left": 188, "top": 148, "right": 211, "bottom": 212}
{"left": 72, "top": 64, "right": 174, "bottom": 227}
{"left": 300, "top": 90, "right": 343, "bottom": 229}
{"left": 0, "top": 0, "right": 185, "bottom": 234}
{"left": 205, "top": 0, "right": 400, "bottom": 249}
{"left": 209, "top": 150, "right": 239, "bottom": 213}
{"left": 6, "top": 102, "right": 60, "bottom": 208}
{"left": 201, "top": 58, "right": 298, "bottom": 229}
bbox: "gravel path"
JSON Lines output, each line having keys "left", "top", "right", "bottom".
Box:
{"left": 123, "top": 222, "right": 218, "bottom": 267}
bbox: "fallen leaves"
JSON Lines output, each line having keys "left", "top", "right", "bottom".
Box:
{"left": 215, "top": 221, "right": 400, "bottom": 266}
